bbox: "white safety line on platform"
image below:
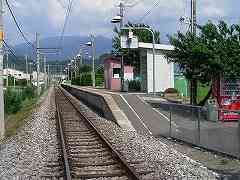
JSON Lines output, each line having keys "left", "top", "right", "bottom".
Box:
{"left": 119, "top": 94, "right": 153, "bottom": 135}
{"left": 137, "top": 95, "right": 179, "bottom": 129}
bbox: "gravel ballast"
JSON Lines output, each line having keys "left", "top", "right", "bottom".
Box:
{"left": 0, "top": 87, "right": 62, "bottom": 179}
{"left": 62, "top": 87, "right": 219, "bottom": 180}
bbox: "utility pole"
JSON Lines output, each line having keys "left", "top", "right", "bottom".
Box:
{"left": 36, "top": 33, "right": 40, "bottom": 96}
{"left": 47, "top": 64, "right": 50, "bottom": 86}
{"left": 13, "top": 64, "right": 16, "bottom": 88}
{"left": 119, "top": 2, "right": 124, "bottom": 91}
{"left": 90, "top": 34, "right": 96, "bottom": 87}
{"left": 29, "top": 62, "right": 33, "bottom": 86}
{"left": 191, "top": 0, "right": 197, "bottom": 35}
{"left": 190, "top": 0, "right": 197, "bottom": 105}
{"left": 0, "top": 0, "right": 5, "bottom": 139}
{"left": 6, "top": 52, "right": 8, "bottom": 87}
{"left": 25, "top": 55, "right": 28, "bottom": 86}
{"left": 43, "top": 56, "right": 47, "bottom": 89}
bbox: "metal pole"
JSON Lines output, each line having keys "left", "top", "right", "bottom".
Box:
{"left": 169, "top": 105, "right": 172, "bottom": 137}
{"left": 44, "top": 56, "right": 47, "bottom": 89}
{"left": 91, "top": 34, "right": 95, "bottom": 87}
{"left": 120, "top": 2, "right": 124, "bottom": 91}
{"left": 74, "top": 58, "right": 77, "bottom": 80}
{"left": 6, "top": 52, "right": 8, "bottom": 87}
{"left": 13, "top": 64, "right": 15, "bottom": 88}
{"left": 25, "top": 55, "right": 28, "bottom": 86}
{"left": 47, "top": 64, "right": 50, "bottom": 86}
{"left": 190, "top": 0, "right": 197, "bottom": 105}
{"left": 0, "top": 0, "right": 5, "bottom": 139}
{"left": 152, "top": 31, "right": 156, "bottom": 96}
{"left": 29, "top": 63, "right": 32, "bottom": 86}
{"left": 36, "top": 33, "right": 40, "bottom": 96}
{"left": 197, "top": 107, "right": 201, "bottom": 145}
{"left": 191, "top": 0, "right": 197, "bottom": 35}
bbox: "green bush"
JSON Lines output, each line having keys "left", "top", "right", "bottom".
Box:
{"left": 164, "top": 88, "right": 179, "bottom": 94}
{"left": 24, "top": 86, "right": 36, "bottom": 99}
{"left": 96, "top": 74, "right": 104, "bottom": 87}
{"left": 80, "top": 73, "right": 92, "bottom": 86}
{"left": 4, "top": 88, "right": 22, "bottom": 114}
{"left": 4, "top": 86, "right": 36, "bottom": 115}
{"left": 128, "top": 80, "right": 141, "bottom": 91}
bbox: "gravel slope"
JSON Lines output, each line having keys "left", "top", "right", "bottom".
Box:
{"left": 0, "top": 87, "right": 62, "bottom": 179}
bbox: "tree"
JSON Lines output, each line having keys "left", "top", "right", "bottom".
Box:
{"left": 166, "top": 20, "right": 240, "bottom": 105}
{"left": 112, "top": 22, "right": 160, "bottom": 75}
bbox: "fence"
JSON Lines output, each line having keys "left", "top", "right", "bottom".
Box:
{"left": 150, "top": 101, "right": 240, "bottom": 158}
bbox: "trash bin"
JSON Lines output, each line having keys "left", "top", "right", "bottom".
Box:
{"left": 123, "top": 80, "right": 129, "bottom": 92}
{"left": 207, "top": 100, "right": 218, "bottom": 122}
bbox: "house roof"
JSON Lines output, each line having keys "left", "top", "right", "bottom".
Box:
{"left": 138, "top": 42, "right": 174, "bottom": 51}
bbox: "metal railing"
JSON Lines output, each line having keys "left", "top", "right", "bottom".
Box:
{"left": 150, "top": 101, "right": 240, "bottom": 158}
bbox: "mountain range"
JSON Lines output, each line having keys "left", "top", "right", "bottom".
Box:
{"left": 13, "top": 36, "right": 113, "bottom": 61}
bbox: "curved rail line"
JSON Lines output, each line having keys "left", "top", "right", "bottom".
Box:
{"left": 55, "top": 87, "right": 141, "bottom": 180}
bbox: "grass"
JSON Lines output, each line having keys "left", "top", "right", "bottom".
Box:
{"left": 4, "top": 97, "right": 39, "bottom": 138}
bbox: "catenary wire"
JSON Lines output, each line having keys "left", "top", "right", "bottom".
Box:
{"left": 5, "top": 0, "right": 35, "bottom": 50}
{"left": 138, "top": 0, "right": 161, "bottom": 22}
{"left": 3, "top": 39, "right": 18, "bottom": 59}
{"left": 59, "top": 0, "right": 74, "bottom": 48}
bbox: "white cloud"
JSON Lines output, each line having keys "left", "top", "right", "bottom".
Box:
{"left": 201, "top": 1, "right": 228, "bottom": 17}
{"left": 4, "top": 0, "right": 238, "bottom": 45}
{"left": 47, "top": 0, "right": 66, "bottom": 29}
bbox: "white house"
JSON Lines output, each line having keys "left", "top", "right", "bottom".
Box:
{"left": 139, "top": 42, "right": 174, "bottom": 93}
{"left": 3, "top": 68, "right": 30, "bottom": 80}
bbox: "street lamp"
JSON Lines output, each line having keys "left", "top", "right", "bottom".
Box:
{"left": 111, "top": 15, "right": 122, "bottom": 23}
{"left": 121, "top": 26, "right": 156, "bottom": 95}
{"left": 85, "top": 35, "right": 96, "bottom": 87}
{"left": 111, "top": 14, "right": 125, "bottom": 91}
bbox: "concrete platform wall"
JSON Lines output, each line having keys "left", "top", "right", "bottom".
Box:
{"left": 61, "top": 85, "right": 116, "bottom": 122}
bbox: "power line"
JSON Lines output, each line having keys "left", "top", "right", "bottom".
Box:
{"left": 59, "top": 0, "right": 74, "bottom": 47}
{"left": 138, "top": 0, "right": 161, "bottom": 22}
{"left": 5, "top": 0, "right": 35, "bottom": 50}
{"left": 3, "top": 40, "right": 18, "bottom": 60}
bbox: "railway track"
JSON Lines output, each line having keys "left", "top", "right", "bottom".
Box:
{"left": 55, "top": 87, "right": 141, "bottom": 180}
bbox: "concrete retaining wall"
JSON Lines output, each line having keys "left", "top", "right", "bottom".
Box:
{"left": 61, "top": 84, "right": 116, "bottom": 122}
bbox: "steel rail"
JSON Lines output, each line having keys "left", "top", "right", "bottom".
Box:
{"left": 55, "top": 89, "right": 72, "bottom": 180}
{"left": 58, "top": 86, "right": 141, "bottom": 180}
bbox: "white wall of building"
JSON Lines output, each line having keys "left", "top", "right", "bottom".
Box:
{"left": 139, "top": 43, "right": 174, "bottom": 93}
{"left": 146, "top": 50, "right": 174, "bottom": 93}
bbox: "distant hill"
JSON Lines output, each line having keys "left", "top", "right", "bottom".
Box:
{"left": 13, "top": 35, "right": 112, "bottom": 61}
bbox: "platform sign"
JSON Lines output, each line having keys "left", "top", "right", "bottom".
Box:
{"left": 121, "top": 35, "right": 138, "bottom": 49}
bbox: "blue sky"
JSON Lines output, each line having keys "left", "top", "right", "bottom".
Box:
{"left": 4, "top": 0, "right": 240, "bottom": 45}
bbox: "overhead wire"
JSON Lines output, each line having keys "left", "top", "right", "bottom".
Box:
{"left": 59, "top": 0, "right": 74, "bottom": 48}
{"left": 5, "top": 0, "right": 35, "bottom": 50}
{"left": 3, "top": 40, "right": 18, "bottom": 60}
{"left": 138, "top": 0, "right": 161, "bottom": 22}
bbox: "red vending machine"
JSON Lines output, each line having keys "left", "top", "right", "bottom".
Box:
{"left": 218, "top": 78, "right": 240, "bottom": 121}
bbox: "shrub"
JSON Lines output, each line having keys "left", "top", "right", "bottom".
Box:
{"left": 4, "top": 88, "right": 22, "bottom": 114}
{"left": 80, "top": 73, "right": 92, "bottom": 86}
{"left": 164, "top": 88, "right": 179, "bottom": 94}
{"left": 95, "top": 74, "right": 104, "bottom": 87}
{"left": 128, "top": 80, "right": 141, "bottom": 91}
{"left": 23, "top": 86, "right": 36, "bottom": 99}
{"left": 4, "top": 86, "right": 36, "bottom": 115}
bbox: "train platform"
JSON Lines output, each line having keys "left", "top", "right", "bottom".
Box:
{"left": 74, "top": 86, "right": 173, "bottom": 136}
{"left": 69, "top": 86, "right": 240, "bottom": 159}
